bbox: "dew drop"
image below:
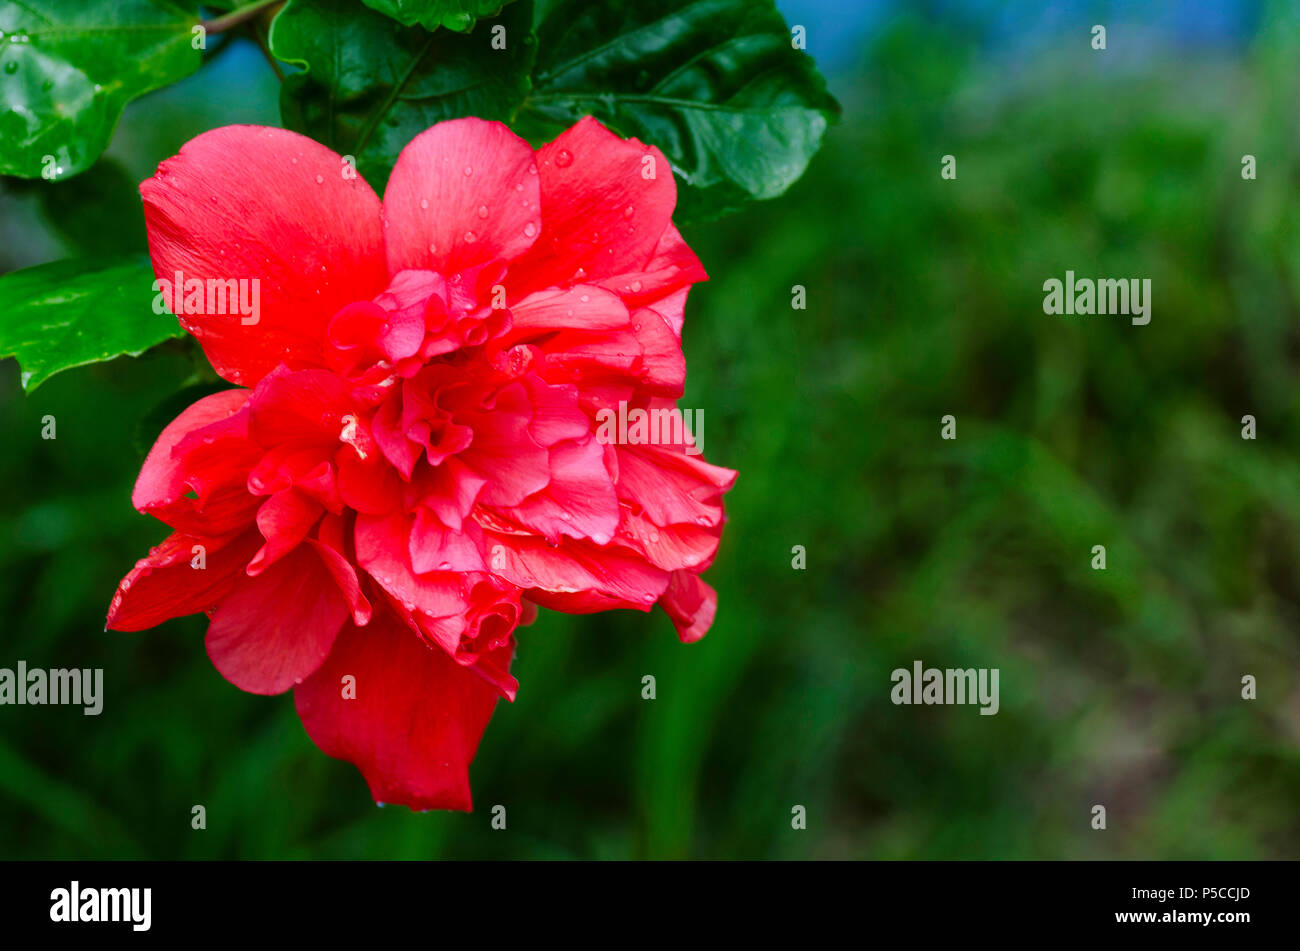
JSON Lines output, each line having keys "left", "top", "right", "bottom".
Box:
{"left": 523, "top": 221, "right": 537, "bottom": 237}
{"left": 573, "top": 267, "right": 587, "bottom": 280}
{"left": 314, "top": 174, "right": 324, "bottom": 184}
{"left": 528, "top": 163, "right": 538, "bottom": 175}
{"left": 555, "top": 149, "right": 573, "bottom": 168}
{"left": 622, "top": 205, "right": 634, "bottom": 219}
{"left": 428, "top": 242, "right": 437, "bottom": 254}
{"left": 463, "top": 230, "right": 477, "bottom": 243}
{"left": 630, "top": 280, "right": 642, "bottom": 293}
{"left": 477, "top": 204, "right": 489, "bottom": 219}
{"left": 579, "top": 294, "right": 590, "bottom": 303}
{"left": 3, "top": 62, "right": 16, "bottom": 75}
{"left": 514, "top": 182, "right": 524, "bottom": 192}
{"left": 420, "top": 198, "right": 428, "bottom": 209}
{"left": 463, "top": 165, "right": 473, "bottom": 176}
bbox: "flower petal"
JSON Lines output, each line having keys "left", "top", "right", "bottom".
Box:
{"left": 660, "top": 570, "right": 717, "bottom": 644}
{"left": 106, "top": 529, "right": 261, "bottom": 632}
{"left": 506, "top": 116, "right": 678, "bottom": 293}
{"left": 383, "top": 118, "right": 541, "bottom": 277}
{"left": 294, "top": 612, "right": 509, "bottom": 811}
{"left": 141, "top": 126, "right": 388, "bottom": 385}
{"left": 205, "top": 544, "right": 349, "bottom": 695}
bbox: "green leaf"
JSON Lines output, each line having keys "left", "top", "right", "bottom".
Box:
{"left": 359, "top": 0, "right": 517, "bottom": 33}
{"left": 517, "top": 0, "right": 840, "bottom": 222}
{"left": 0, "top": 255, "right": 183, "bottom": 391}
{"left": 0, "top": 0, "right": 202, "bottom": 180}
{"left": 270, "top": 0, "right": 535, "bottom": 191}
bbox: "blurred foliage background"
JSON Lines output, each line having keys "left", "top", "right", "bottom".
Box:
{"left": 4, "top": 0, "right": 1300, "bottom": 859}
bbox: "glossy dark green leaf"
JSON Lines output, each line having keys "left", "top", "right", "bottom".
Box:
{"left": 0, "top": 255, "right": 183, "bottom": 391}
{"left": 360, "top": 0, "right": 516, "bottom": 33}
{"left": 518, "top": 0, "right": 840, "bottom": 222}
{"left": 0, "top": 0, "right": 201, "bottom": 180}
{"left": 270, "top": 0, "right": 535, "bottom": 191}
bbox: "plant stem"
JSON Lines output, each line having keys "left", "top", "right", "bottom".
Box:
{"left": 202, "top": 0, "right": 283, "bottom": 35}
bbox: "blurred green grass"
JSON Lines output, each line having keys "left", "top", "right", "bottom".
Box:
{"left": 3, "top": 9, "right": 1300, "bottom": 859}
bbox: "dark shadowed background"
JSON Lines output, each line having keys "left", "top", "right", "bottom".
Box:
{"left": 2, "top": 0, "right": 1299, "bottom": 859}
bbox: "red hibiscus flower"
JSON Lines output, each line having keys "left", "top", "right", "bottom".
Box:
{"left": 106, "top": 116, "right": 736, "bottom": 811}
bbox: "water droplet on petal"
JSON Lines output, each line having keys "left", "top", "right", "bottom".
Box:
{"left": 630, "top": 280, "right": 642, "bottom": 293}
{"left": 428, "top": 242, "right": 437, "bottom": 254}
{"left": 523, "top": 221, "right": 537, "bottom": 237}
{"left": 623, "top": 205, "right": 634, "bottom": 219}
{"left": 463, "top": 165, "right": 473, "bottom": 176}
{"left": 315, "top": 174, "right": 324, "bottom": 184}
{"left": 477, "top": 205, "right": 489, "bottom": 219}
{"left": 555, "top": 149, "right": 573, "bottom": 168}
{"left": 420, "top": 198, "right": 428, "bottom": 209}
{"left": 463, "top": 230, "right": 477, "bottom": 243}
{"left": 515, "top": 182, "right": 524, "bottom": 192}
{"left": 579, "top": 294, "right": 589, "bottom": 303}
{"left": 573, "top": 267, "right": 587, "bottom": 280}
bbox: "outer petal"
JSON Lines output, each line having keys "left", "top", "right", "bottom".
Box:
{"left": 660, "top": 570, "right": 717, "bottom": 644}
{"left": 383, "top": 118, "right": 541, "bottom": 277}
{"left": 294, "top": 613, "right": 509, "bottom": 811}
{"left": 141, "top": 126, "right": 388, "bottom": 385}
{"left": 596, "top": 223, "right": 707, "bottom": 334}
{"left": 205, "top": 545, "right": 349, "bottom": 695}
{"left": 106, "top": 529, "right": 261, "bottom": 632}
{"left": 616, "top": 443, "right": 736, "bottom": 528}
{"left": 132, "top": 390, "right": 262, "bottom": 536}
{"left": 506, "top": 116, "right": 678, "bottom": 293}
